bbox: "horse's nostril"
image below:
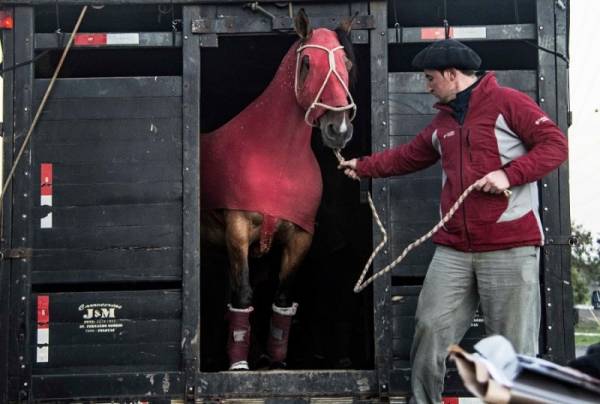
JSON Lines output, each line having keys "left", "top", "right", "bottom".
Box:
{"left": 327, "top": 124, "right": 336, "bottom": 135}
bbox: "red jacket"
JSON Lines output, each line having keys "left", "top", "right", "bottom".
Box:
{"left": 356, "top": 72, "right": 568, "bottom": 252}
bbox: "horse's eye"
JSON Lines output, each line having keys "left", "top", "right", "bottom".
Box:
{"left": 344, "top": 55, "right": 353, "bottom": 71}
{"left": 299, "top": 55, "right": 310, "bottom": 84}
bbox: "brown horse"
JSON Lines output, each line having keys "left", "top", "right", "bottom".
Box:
{"left": 200, "top": 10, "right": 357, "bottom": 370}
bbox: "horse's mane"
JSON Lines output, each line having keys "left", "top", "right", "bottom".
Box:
{"left": 335, "top": 27, "right": 357, "bottom": 90}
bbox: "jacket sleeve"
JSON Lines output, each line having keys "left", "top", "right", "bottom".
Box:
{"left": 500, "top": 88, "right": 568, "bottom": 187}
{"left": 355, "top": 124, "right": 440, "bottom": 178}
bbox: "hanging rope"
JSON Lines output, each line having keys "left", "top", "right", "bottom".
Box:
{"left": 0, "top": 6, "right": 88, "bottom": 208}
{"left": 334, "top": 150, "right": 511, "bottom": 293}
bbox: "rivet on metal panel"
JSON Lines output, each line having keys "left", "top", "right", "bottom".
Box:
{"left": 548, "top": 302, "right": 552, "bottom": 307}
{"left": 382, "top": 143, "right": 387, "bottom": 148}
{"left": 184, "top": 35, "right": 189, "bottom": 40}
{"left": 547, "top": 287, "right": 551, "bottom": 292}
{"left": 382, "top": 121, "right": 387, "bottom": 126}
{"left": 384, "top": 250, "right": 388, "bottom": 255}
{"left": 21, "top": 296, "right": 25, "bottom": 301}
{"left": 541, "top": 98, "right": 545, "bottom": 102}
{"left": 24, "top": 171, "right": 29, "bottom": 176}
{"left": 381, "top": 100, "right": 386, "bottom": 104}
{"left": 543, "top": 183, "right": 548, "bottom": 187}
{"left": 548, "top": 325, "right": 552, "bottom": 330}
{"left": 24, "top": 107, "right": 29, "bottom": 112}
{"left": 21, "top": 237, "right": 26, "bottom": 241}
{"left": 539, "top": 25, "right": 544, "bottom": 30}
{"left": 548, "top": 346, "right": 553, "bottom": 351}
{"left": 19, "top": 356, "right": 23, "bottom": 361}
{"left": 21, "top": 214, "right": 27, "bottom": 219}
{"left": 544, "top": 207, "right": 548, "bottom": 211}
{"left": 380, "top": 31, "right": 386, "bottom": 36}
{"left": 545, "top": 227, "right": 549, "bottom": 232}
{"left": 540, "top": 76, "right": 545, "bottom": 81}
{"left": 382, "top": 186, "right": 386, "bottom": 191}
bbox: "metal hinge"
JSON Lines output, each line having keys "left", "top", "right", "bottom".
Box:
{"left": 0, "top": 248, "right": 32, "bottom": 260}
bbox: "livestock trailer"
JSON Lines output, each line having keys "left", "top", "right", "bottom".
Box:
{"left": 0, "top": 0, "right": 572, "bottom": 402}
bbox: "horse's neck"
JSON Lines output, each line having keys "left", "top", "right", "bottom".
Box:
{"left": 210, "top": 43, "right": 312, "bottom": 147}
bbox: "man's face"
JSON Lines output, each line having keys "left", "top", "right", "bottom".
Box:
{"left": 424, "top": 68, "right": 457, "bottom": 103}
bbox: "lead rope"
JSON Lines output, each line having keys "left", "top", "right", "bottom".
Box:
{"left": 333, "top": 150, "right": 510, "bottom": 293}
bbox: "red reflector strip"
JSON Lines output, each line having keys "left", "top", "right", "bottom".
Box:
{"left": 37, "top": 295, "right": 50, "bottom": 324}
{"left": 74, "top": 33, "right": 107, "bottom": 46}
{"left": 421, "top": 27, "right": 453, "bottom": 40}
{"left": 0, "top": 15, "right": 13, "bottom": 29}
{"left": 41, "top": 163, "right": 53, "bottom": 196}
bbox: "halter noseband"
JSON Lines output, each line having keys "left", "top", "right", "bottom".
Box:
{"left": 294, "top": 43, "right": 357, "bottom": 127}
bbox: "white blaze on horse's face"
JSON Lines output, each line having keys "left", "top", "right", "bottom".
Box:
{"left": 294, "top": 28, "right": 356, "bottom": 149}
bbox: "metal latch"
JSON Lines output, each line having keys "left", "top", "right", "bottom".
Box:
{"left": 0, "top": 248, "right": 32, "bottom": 260}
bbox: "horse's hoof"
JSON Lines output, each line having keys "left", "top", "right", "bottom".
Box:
{"left": 229, "top": 360, "right": 249, "bottom": 371}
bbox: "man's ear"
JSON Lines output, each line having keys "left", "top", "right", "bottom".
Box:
{"left": 294, "top": 8, "right": 312, "bottom": 39}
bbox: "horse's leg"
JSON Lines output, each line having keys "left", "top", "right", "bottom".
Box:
{"left": 267, "top": 227, "right": 313, "bottom": 366}
{"left": 224, "top": 211, "right": 258, "bottom": 370}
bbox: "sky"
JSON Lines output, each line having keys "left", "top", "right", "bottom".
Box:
{"left": 0, "top": 2, "right": 598, "bottom": 238}
{"left": 569, "top": 0, "right": 600, "bottom": 239}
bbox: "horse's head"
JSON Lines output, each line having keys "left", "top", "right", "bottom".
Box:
{"left": 293, "top": 10, "right": 356, "bottom": 150}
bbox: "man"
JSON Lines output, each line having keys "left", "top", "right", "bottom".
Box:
{"left": 338, "top": 39, "right": 568, "bottom": 403}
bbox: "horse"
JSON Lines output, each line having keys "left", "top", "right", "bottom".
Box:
{"left": 200, "top": 9, "right": 357, "bottom": 371}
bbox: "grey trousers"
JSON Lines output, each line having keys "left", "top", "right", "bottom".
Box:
{"left": 410, "top": 245, "right": 540, "bottom": 404}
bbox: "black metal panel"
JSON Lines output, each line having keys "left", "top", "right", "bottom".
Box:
{"left": 182, "top": 4, "right": 202, "bottom": 399}
{"left": 195, "top": 370, "right": 377, "bottom": 397}
{"left": 31, "top": 372, "right": 185, "bottom": 401}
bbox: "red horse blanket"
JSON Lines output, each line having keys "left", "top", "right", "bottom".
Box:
{"left": 201, "top": 29, "right": 349, "bottom": 234}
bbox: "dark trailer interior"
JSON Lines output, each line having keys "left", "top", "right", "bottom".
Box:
{"left": 0, "top": 1, "right": 571, "bottom": 403}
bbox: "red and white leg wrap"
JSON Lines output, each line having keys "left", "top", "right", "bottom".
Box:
{"left": 226, "top": 305, "right": 254, "bottom": 370}
{"left": 267, "top": 302, "right": 298, "bottom": 363}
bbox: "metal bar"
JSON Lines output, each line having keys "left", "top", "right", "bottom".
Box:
{"left": 4, "top": 0, "right": 337, "bottom": 4}
{"left": 388, "top": 23, "right": 536, "bottom": 43}
{"left": 537, "top": 0, "right": 570, "bottom": 364}
{"left": 369, "top": 0, "right": 391, "bottom": 400}
{"left": 9, "top": 6, "right": 35, "bottom": 401}
{"left": 195, "top": 370, "right": 377, "bottom": 397}
{"left": 181, "top": 4, "right": 202, "bottom": 401}
{"left": 35, "top": 32, "right": 183, "bottom": 49}
{"left": 0, "top": 8, "right": 16, "bottom": 403}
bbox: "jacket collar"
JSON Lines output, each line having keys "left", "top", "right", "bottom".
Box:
{"left": 434, "top": 71, "right": 498, "bottom": 114}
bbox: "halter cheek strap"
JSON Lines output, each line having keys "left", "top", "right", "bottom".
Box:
{"left": 294, "top": 43, "right": 357, "bottom": 127}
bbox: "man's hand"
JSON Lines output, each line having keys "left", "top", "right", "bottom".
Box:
{"left": 338, "top": 158, "right": 360, "bottom": 181}
{"left": 475, "top": 170, "right": 510, "bottom": 195}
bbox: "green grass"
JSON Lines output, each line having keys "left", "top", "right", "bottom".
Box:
{"left": 575, "top": 322, "right": 600, "bottom": 347}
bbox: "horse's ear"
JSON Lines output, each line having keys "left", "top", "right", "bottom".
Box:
{"left": 339, "top": 11, "right": 358, "bottom": 34}
{"left": 294, "top": 8, "right": 312, "bottom": 39}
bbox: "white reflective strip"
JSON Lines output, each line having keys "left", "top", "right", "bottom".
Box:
{"left": 41, "top": 213, "right": 53, "bottom": 229}
{"left": 453, "top": 27, "right": 487, "bottom": 39}
{"left": 36, "top": 346, "right": 49, "bottom": 363}
{"left": 107, "top": 33, "right": 140, "bottom": 45}
{"left": 41, "top": 195, "right": 52, "bottom": 207}
{"left": 37, "top": 328, "right": 49, "bottom": 344}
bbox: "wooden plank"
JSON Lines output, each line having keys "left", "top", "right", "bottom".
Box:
{"left": 48, "top": 182, "right": 182, "bottom": 206}
{"left": 389, "top": 177, "right": 441, "bottom": 202}
{"left": 34, "top": 118, "right": 182, "bottom": 145}
{"left": 389, "top": 93, "right": 437, "bottom": 114}
{"left": 33, "top": 141, "right": 181, "bottom": 164}
{"left": 32, "top": 203, "right": 182, "bottom": 228}
{"left": 34, "top": 76, "right": 182, "bottom": 99}
{"left": 32, "top": 343, "right": 180, "bottom": 369}
{"left": 32, "top": 290, "right": 181, "bottom": 321}
{"left": 36, "top": 97, "right": 181, "bottom": 120}
{"left": 389, "top": 70, "right": 537, "bottom": 93}
{"left": 34, "top": 225, "right": 181, "bottom": 249}
{"left": 31, "top": 372, "right": 185, "bottom": 401}
{"left": 49, "top": 161, "right": 181, "bottom": 184}
{"left": 32, "top": 248, "right": 182, "bottom": 284}
{"left": 389, "top": 114, "right": 434, "bottom": 136}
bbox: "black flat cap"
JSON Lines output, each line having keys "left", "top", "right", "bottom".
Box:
{"left": 412, "top": 39, "right": 481, "bottom": 70}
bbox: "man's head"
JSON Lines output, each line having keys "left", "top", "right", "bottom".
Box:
{"left": 412, "top": 39, "right": 481, "bottom": 103}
